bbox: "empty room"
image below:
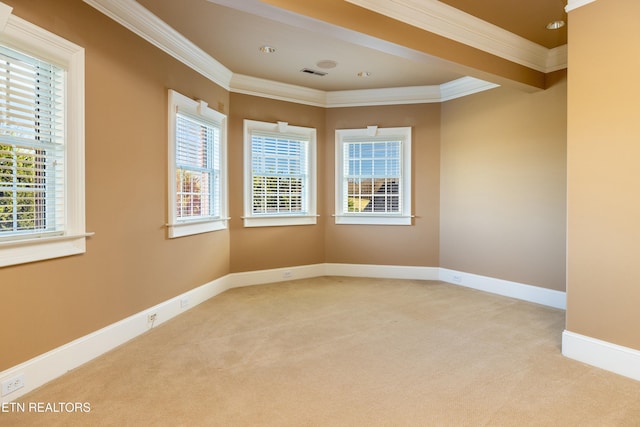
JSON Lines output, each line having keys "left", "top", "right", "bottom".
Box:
{"left": 1, "top": 0, "right": 640, "bottom": 425}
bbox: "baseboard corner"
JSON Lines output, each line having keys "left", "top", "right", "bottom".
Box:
{"left": 562, "top": 330, "right": 640, "bottom": 381}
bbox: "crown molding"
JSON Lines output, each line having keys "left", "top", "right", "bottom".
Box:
{"left": 232, "top": 75, "right": 499, "bottom": 107}
{"left": 230, "top": 74, "right": 327, "bottom": 107}
{"left": 345, "top": 0, "right": 566, "bottom": 73}
{"left": 0, "top": 2, "right": 12, "bottom": 32}
{"left": 440, "top": 77, "right": 500, "bottom": 103}
{"left": 546, "top": 45, "right": 568, "bottom": 72}
{"left": 82, "top": 0, "right": 233, "bottom": 90}
{"left": 566, "top": 0, "right": 597, "bottom": 12}
{"left": 85, "top": 0, "right": 500, "bottom": 108}
{"left": 326, "top": 85, "right": 441, "bottom": 107}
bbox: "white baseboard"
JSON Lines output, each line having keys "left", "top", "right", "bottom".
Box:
{"left": 325, "top": 263, "right": 440, "bottom": 280}
{"left": 0, "top": 275, "right": 233, "bottom": 403}
{"left": 228, "top": 263, "right": 326, "bottom": 287}
{"left": 0, "top": 263, "right": 566, "bottom": 402}
{"left": 562, "top": 330, "right": 640, "bottom": 381}
{"left": 439, "top": 268, "right": 567, "bottom": 310}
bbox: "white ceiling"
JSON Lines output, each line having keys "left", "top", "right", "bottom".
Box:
{"left": 135, "top": 0, "right": 469, "bottom": 91}
{"left": 121, "top": 0, "right": 567, "bottom": 98}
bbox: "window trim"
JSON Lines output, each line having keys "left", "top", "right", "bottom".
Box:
{"left": 243, "top": 119, "right": 317, "bottom": 228}
{"left": 335, "top": 126, "right": 412, "bottom": 226}
{"left": 0, "top": 6, "right": 88, "bottom": 267}
{"left": 167, "top": 89, "right": 228, "bottom": 238}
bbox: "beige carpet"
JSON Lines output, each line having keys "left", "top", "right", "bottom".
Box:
{"left": 4, "top": 277, "right": 640, "bottom": 426}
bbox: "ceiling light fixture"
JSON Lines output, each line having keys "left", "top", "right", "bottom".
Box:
{"left": 546, "top": 20, "right": 565, "bottom": 30}
{"left": 259, "top": 45, "right": 276, "bottom": 53}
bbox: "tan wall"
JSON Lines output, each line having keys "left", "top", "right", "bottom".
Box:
{"left": 325, "top": 104, "right": 441, "bottom": 266}
{"left": 440, "top": 71, "right": 567, "bottom": 291}
{"left": 0, "top": 0, "right": 570, "bottom": 373}
{"left": 0, "top": 0, "right": 230, "bottom": 370}
{"left": 566, "top": 0, "right": 640, "bottom": 350}
{"left": 228, "top": 94, "right": 326, "bottom": 272}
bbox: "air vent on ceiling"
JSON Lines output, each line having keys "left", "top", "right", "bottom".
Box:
{"left": 300, "top": 68, "right": 327, "bottom": 77}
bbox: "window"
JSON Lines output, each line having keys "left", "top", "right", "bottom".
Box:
{"left": 243, "top": 119, "right": 316, "bottom": 227}
{"left": 168, "top": 90, "right": 227, "bottom": 238}
{"left": 335, "top": 126, "right": 412, "bottom": 225}
{"left": 0, "top": 8, "right": 86, "bottom": 267}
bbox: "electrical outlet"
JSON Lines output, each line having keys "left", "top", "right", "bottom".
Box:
{"left": 452, "top": 275, "right": 463, "bottom": 283}
{"left": 180, "top": 298, "right": 189, "bottom": 309}
{"left": 147, "top": 313, "right": 157, "bottom": 325}
{"left": 282, "top": 270, "right": 292, "bottom": 279}
{"left": 2, "top": 374, "right": 25, "bottom": 397}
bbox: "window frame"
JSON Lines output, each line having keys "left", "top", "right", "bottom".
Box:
{"left": 335, "top": 126, "right": 412, "bottom": 226}
{"left": 0, "top": 6, "right": 87, "bottom": 267}
{"left": 167, "top": 89, "right": 228, "bottom": 238}
{"left": 243, "top": 119, "right": 317, "bottom": 228}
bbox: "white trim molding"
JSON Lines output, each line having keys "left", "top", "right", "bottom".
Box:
{"left": 231, "top": 74, "right": 327, "bottom": 107}
{"left": 0, "top": 263, "right": 567, "bottom": 403}
{"left": 566, "top": 0, "right": 598, "bottom": 13}
{"left": 326, "top": 263, "right": 439, "bottom": 280}
{"left": 229, "top": 264, "right": 327, "bottom": 287}
{"left": 232, "top": 75, "right": 500, "bottom": 107}
{"left": 546, "top": 45, "right": 568, "bottom": 73}
{"left": 82, "top": 0, "right": 233, "bottom": 90}
{"left": 345, "top": 0, "right": 567, "bottom": 74}
{"left": 0, "top": 275, "right": 234, "bottom": 403}
{"left": 439, "top": 268, "right": 567, "bottom": 310}
{"left": 0, "top": 2, "right": 11, "bottom": 31}
{"left": 440, "top": 77, "right": 501, "bottom": 102}
{"left": 327, "top": 85, "right": 440, "bottom": 107}
{"left": 562, "top": 330, "right": 640, "bottom": 381}
{"left": 84, "top": 0, "right": 506, "bottom": 108}
{"left": 0, "top": 4, "right": 89, "bottom": 267}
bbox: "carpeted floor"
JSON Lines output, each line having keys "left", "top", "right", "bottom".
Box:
{"left": 4, "top": 276, "right": 640, "bottom": 426}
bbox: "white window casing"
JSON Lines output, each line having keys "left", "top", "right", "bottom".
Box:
{"left": 167, "top": 89, "right": 228, "bottom": 238}
{"left": 0, "top": 3, "right": 89, "bottom": 267}
{"left": 335, "top": 126, "right": 412, "bottom": 226}
{"left": 243, "top": 119, "right": 317, "bottom": 227}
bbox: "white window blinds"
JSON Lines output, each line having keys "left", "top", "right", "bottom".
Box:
{"left": 343, "top": 140, "right": 401, "bottom": 214}
{"left": 335, "top": 127, "right": 411, "bottom": 225}
{"left": 250, "top": 133, "right": 308, "bottom": 215}
{"left": 0, "top": 45, "right": 65, "bottom": 239}
{"left": 175, "top": 112, "right": 220, "bottom": 221}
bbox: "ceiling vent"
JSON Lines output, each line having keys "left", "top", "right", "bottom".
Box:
{"left": 300, "top": 68, "right": 327, "bottom": 77}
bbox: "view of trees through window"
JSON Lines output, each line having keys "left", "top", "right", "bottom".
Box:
{"left": 175, "top": 169, "right": 211, "bottom": 218}
{"left": 0, "top": 144, "right": 46, "bottom": 233}
{"left": 0, "top": 45, "right": 64, "bottom": 239}
{"left": 252, "top": 175, "right": 303, "bottom": 214}
{"left": 174, "top": 113, "right": 218, "bottom": 220}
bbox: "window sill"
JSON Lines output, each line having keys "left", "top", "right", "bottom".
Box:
{"left": 243, "top": 215, "right": 318, "bottom": 228}
{"left": 0, "top": 232, "right": 93, "bottom": 267}
{"left": 334, "top": 214, "right": 413, "bottom": 226}
{"left": 167, "top": 218, "right": 228, "bottom": 238}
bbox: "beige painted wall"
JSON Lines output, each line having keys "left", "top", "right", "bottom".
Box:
{"left": 228, "top": 94, "right": 326, "bottom": 272}
{"left": 0, "top": 0, "right": 569, "bottom": 373}
{"left": 325, "top": 104, "right": 441, "bottom": 267}
{"left": 0, "top": 0, "right": 230, "bottom": 370}
{"left": 440, "top": 71, "right": 567, "bottom": 291}
{"left": 566, "top": 0, "right": 640, "bottom": 350}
